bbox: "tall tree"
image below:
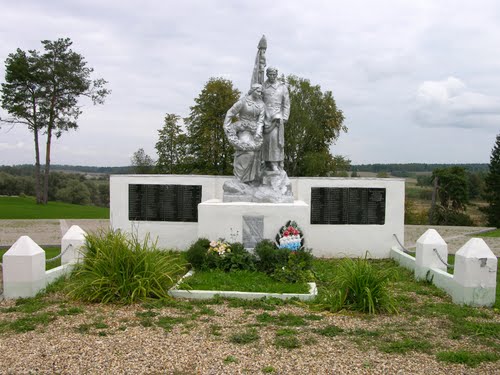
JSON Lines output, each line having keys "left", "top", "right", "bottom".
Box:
{"left": 484, "top": 134, "right": 500, "bottom": 227}
{"left": 155, "top": 113, "right": 190, "bottom": 174}
{"left": 1, "top": 38, "right": 109, "bottom": 203}
{"left": 185, "top": 77, "right": 240, "bottom": 175}
{"left": 284, "top": 75, "right": 346, "bottom": 176}
{"left": 432, "top": 167, "right": 469, "bottom": 211}
{"left": 130, "top": 148, "right": 155, "bottom": 174}
{"left": 1, "top": 48, "right": 45, "bottom": 202}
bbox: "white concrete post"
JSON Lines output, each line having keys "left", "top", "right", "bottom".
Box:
{"left": 61, "top": 225, "right": 87, "bottom": 264}
{"left": 415, "top": 229, "right": 448, "bottom": 280}
{"left": 453, "top": 238, "right": 497, "bottom": 307}
{"left": 3, "top": 236, "right": 46, "bottom": 299}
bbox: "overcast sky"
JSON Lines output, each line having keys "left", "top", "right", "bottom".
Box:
{"left": 1, "top": 0, "right": 499, "bottom": 167}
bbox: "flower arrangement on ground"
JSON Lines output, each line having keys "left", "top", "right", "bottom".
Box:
{"left": 276, "top": 220, "right": 304, "bottom": 251}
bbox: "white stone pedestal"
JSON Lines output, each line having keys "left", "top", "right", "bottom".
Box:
{"left": 198, "top": 199, "right": 309, "bottom": 245}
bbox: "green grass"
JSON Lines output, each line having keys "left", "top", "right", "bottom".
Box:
{"left": 229, "top": 327, "right": 260, "bottom": 344}
{"left": 476, "top": 228, "right": 500, "bottom": 237}
{"left": 0, "top": 196, "right": 109, "bottom": 219}
{"left": 178, "top": 269, "right": 310, "bottom": 294}
{"left": 436, "top": 350, "right": 499, "bottom": 367}
{"left": 380, "top": 338, "right": 433, "bottom": 354}
{"left": 0, "top": 247, "right": 61, "bottom": 270}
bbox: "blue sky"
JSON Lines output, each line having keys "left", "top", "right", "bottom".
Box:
{"left": 1, "top": 0, "right": 499, "bottom": 166}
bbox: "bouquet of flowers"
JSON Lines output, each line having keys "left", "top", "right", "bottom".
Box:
{"left": 208, "top": 240, "right": 231, "bottom": 256}
{"left": 275, "top": 220, "right": 304, "bottom": 251}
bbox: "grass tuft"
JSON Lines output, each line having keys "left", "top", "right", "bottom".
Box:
{"left": 66, "top": 230, "right": 186, "bottom": 304}
{"left": 229, "top": 328, "right": 260, "bottom": 344}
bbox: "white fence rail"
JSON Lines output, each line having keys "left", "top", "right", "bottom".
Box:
{"left": 2, "top": 225, "right": 86, "bottom": 299}
{"left": 391, "top": 229, "right": 497, "bottom": 307}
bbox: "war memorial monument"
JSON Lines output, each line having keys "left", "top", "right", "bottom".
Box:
{"left": 110, "top": 36, "right": 405, "bottom": 257}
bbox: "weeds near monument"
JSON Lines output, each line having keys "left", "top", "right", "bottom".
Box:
{"left": 66, "top": 230, "right": 186, "bottom": 303}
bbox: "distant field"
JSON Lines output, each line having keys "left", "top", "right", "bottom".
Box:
{"left": 0, "top": 196, "right": 109, "bottom": 219}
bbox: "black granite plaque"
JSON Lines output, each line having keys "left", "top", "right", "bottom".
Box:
{"left": 128, "top": 184, "right": 202, "bottom": 222}
{"left": 310, "top": 187, "right": 385, "bottom": 225}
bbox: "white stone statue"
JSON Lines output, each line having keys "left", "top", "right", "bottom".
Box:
{"left": 262, "top": 67, "right": 290, "bottom": 172}
{"left": 223, "top": 84, "right": 265, "bottom": 184}
{"left": 222, "top": 36, "right": 293, "bottom": 203}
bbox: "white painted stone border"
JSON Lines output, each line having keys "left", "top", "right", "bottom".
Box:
{"left": 168, "top": 270, "right": 317, "bottom": 301}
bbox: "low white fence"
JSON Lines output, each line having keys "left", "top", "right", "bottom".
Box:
{"left": 1, "top": 225, "right": 87, "bottom": 299}
{"left": 391, "top": 229, "right": 497, "bottom": 307}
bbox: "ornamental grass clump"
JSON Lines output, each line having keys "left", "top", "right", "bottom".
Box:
{"left": 67, "top": 230, "right": 186, "bottom": 304}
{"left": 334, "top": 255, "right": 397, "bottom": 314}
{"left": 317, "top": 255, "right": 397, "bottom": 314}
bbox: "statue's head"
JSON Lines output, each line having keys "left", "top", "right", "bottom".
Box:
{"left": 266, "top": 67, "right": 278, "bottom": 82}
{"left": 248, "top": 83, "right": 262, "bottom": 97}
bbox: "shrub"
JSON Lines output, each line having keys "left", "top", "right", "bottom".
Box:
{"left": 213, "top": 243, "right": 257, "bottom": 272}
{"left": 187, "top": 239, "right": 257, "bottom": 272}
{"left": 430, "top": 206, "right": 475, "bottom": 226}
{"left": 319, "top": 255, "right": 397, "bottom": 314}
{"left": 67, "top": 230, "right": 186, "bottom": 304}
{"left": 254, "top": 239, "right": 289, "bottom": 274}
{"left": 272, "top": 249, "right": 315, "bottom": 283}
{"left": 186, "top": 238, "right": 210, "bottom": 270}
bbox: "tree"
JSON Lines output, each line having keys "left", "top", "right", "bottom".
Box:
{"left": 430, "top": 167, "right": 474, "bottom": 226}
{"left": 131, "top": 148, "right": 155, "bottom": 174}
{"left": 484, "top": 134, "right": 500, "bottom": 227}
{"left": 185, "top": 77, "right": 240, "bottom": 175}
{"left": 0, "top": 38, "right": 109, "bottom": 204}
{"left": 155, "top": 113, "right": 191, "bottom": 174}
{"left": 284, "top": 75, "right": 346, "bottom": 176}
{"left": 432, "top": 167, "right": 469, "bottom": 211}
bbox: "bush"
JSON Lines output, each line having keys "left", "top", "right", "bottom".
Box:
{"left": 254, "top": 239, "right": 289, "bottom": 274}
{"left": 319, "top": 255, "right": 397, "bottom": 314}
{"left": 67, "top": 230, "right": 186, "bottom": 304}
{"left": 186, "top": 239, "right": 256, "bottom": 272}
{"left": 430, "top": 206, "right": 475, "bottom": 226}
{"left": 186, "top": 238, "right": 210, "bottom": 270}
{"left": 272, "top": 249, "right": 314, "bottom": 283}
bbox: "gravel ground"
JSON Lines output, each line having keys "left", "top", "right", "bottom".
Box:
{"left": 0, "top": 299, "right": 498, "bottom": 374}
{"left": 0, "top": 221, "right": 499, "bottom": 374}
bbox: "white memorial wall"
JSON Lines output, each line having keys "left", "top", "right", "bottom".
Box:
{"left": 110, "top": 175, "right": 405, "bottom": 258}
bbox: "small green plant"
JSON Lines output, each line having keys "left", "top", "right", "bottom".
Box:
{"left": 66, "top": 230, "right": 186, "bottom": 304}
{"left": 229, "top": 328, "right": 260, "bottom": 344}
{"left": 57, "top": 307, "right": 84, "bottom": 316}
{"left": 223, "top": 355, "right": 238, "bottom": 364}
{"left": 314, "top": 324, "right": 344, "bottom": 337}
{"left": 436, "top": 350, "right": 499, "bottom": 367}
{"left": 256, "top": 312, "right": 307, "bottom": 327}
{"left": 275, "top": 335, "right": 301, "bottom": 349}
{"left": 156, "top": 316, "right": 187, "bottom": 332}
{"left": 262, "top": 366, "right": 276, "bottom": 373}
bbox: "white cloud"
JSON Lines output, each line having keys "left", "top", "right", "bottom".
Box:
{"left": 414, "top": 77, "right": 500, "bottom": 128}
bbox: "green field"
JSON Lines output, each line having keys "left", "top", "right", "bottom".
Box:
{"left": 0, "top": 196, "right": 109, "bottom": 219}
